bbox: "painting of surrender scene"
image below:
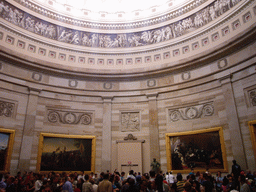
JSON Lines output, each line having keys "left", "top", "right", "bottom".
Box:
{"left": 166, "top": 127, "right": 227, "bottom": 173}
{"left": 37, "top": 133, "right": 95, "bottom": 172}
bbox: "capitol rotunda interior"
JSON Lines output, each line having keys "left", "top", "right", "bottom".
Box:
{"left": 0, "top": 0, "right": 256, "bottom": 175}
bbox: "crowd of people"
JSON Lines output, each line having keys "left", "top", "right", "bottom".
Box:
{"left": 0, "top": 160, "right": 256, "bottom": 192}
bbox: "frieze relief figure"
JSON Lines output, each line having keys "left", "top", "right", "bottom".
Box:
{"left": 0, "top": 0, "right": 242, "bottom": 48}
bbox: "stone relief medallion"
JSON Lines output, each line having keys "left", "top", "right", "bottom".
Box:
{"left": 249, "top": 89, "right": 256, "bottom": 106}
{"left": 168, "top": 102, "right": 214, "bottom": 122}
{"left": 147, "top": 79, "right": 156, "bottom": 87}
{"left": 32, "top": 72, "right": 42, "bottom": 81}
{"left": 103, "top": 82, "right": 112, "bottom": 89}
{"left": 68, "top": 80, "right": 78, "bottom": 87}
{"left": 47, "top": 109, "right": 93, "bottom": 125}
{"left": 181, "top": 72, "right": 191, "bottom": 80}
{"left": 0, "top": 100, "right": 15, "bottom": 117}
{"left": 218, "top": 59, "right": 228, "bottom": 69}
{"left": 121, "top": 112, "right": 140, "bottom": 132}
{"left": 64, "top": 112, "right": 76, "bottom": 124}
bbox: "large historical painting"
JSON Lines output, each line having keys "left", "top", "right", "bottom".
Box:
{"left": 37, "top": 133, "right": 96, "bottom": 173}
{"left": 166, "top": 127, "right": 227, "bottom": 173}
{"left": 0, "top": 128, "right": 15, "bottom": 173}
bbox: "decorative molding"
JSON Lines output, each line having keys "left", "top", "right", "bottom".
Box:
{"left": 168, "top": 102, "right": 214, "bottom": 122}
{"left": 14, "top": 0, "right": 208, "bottom": 30}
{"left": 0, "top": 0, "right": 243, "bottom": 49}
{"left": 120, "top": 112, "right": 140, "bottom": 132}
{"left": 47, "top": 109, "right": 93, "bottom": 125}
{"left": 116, "top": 134, "right": 145, "bottom": 143}
{"left": 0, "top": 100, "right": 16, "bottom": 118}
{"left": 124, "top": 134, "right": 137, "bottom": 140}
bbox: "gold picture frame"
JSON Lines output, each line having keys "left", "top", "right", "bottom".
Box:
{"left": 249, "top": 120, "right": 256, "bottom": 163}
{"left": 166, "top": 127, "right": 228, "bottom": 173}
{"left": 37, "top": 133, "right": 96, "bottom": 174}
{"left": 0, "top": 128, "right": 15, "bottom": 173}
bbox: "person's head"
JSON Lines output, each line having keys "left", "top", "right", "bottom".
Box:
{"left": 217, "top": 171, "right": 221, "bottom": 177}
{"left": 153, "top": 158, "right": 156, "bottom": 162}
{"left": 129, "top": 170, "right": 134, "bottom": 175}
{"left": 121, "top": 172, "right": 125, "bottom": 177}
{"left": 149, "top": 170, "right": 156, "bottom": 178}
{"left": 202, "top": 173, "right": 208, "bottom": 180}
{"left": 53, "top": 176, "right": 59, "bottom": 183}
{"left": 41, "top": 185, "right": 52, "bottom": 192}
{"left": 103, "top": 173, "right": 109, "bottom": 180}
{"left": 227, "top": 174, "right": 233, "bottom": 182}
{"left": 84, "top": 174, "right": 89, "bottom": 181}
{"left": 128, "top": 178, "right": 135, "bottom": 186}
{"left": 7, "top": 176, "right": 15, "bottom": 184}
{"left": 232, "top": 160, "right": 237, "bottom": 165}
{"left": 177, "top": 174, "right": 183, "bottom": 181}
{"left": 90, "top": 179, "right": 95, "bottom": 185}
{"left": 14, "top": 177, "right": 19, "bottom": 185}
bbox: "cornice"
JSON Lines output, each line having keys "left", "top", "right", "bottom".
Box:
{"left": 12, "top": 0, "right": 208, "bottom": 30}
{"left": 0, "top": 0, "right": 250, "bottom": 55}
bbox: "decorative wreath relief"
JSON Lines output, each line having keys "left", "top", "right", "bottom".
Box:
{"left": 48, "top": 110, "right": 92, "bottom": 125}
{"left": 168, "top": 102, "right": 214, "bottom": 122}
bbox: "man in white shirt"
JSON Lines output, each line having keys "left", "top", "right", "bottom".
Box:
{"left": 168, "top": 171, "right": 175, "bottom": 187}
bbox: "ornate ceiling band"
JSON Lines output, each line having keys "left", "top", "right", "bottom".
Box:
{"left": 13, "top": 0, "right": 207, "bottom": 30}
{"left": 0, "top": 0, "right": 242, "bottom": 49}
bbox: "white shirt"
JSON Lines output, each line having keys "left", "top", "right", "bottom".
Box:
{"left": 168, "top": 174, "right": 175, "bottom": 184}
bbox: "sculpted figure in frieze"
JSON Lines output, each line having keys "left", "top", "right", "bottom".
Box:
{"left": 82, "top": 33, "right": 91, "bottom": 46}
{"left": 71, "top": 31, "right": 80, "bottom": 44}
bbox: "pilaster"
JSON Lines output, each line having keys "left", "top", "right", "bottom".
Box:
{"left": 18, "top": 87, "right": 41, "bottom": 172}
{"left": 219, "top": 75, "right": 247, "bottom": 169}
{"left": 146, "top": 93, "right": 160, "bottom": 163}
{"left": 101, "top": 96, "right": 113, "bottom": 172}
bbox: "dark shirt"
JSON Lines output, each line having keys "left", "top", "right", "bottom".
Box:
{"left": 202, "top": 180, "right": 213, "bottom": 192}
{"left": 232, "top": 164, "right": 241, "bottom": 178}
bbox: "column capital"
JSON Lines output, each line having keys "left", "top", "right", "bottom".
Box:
{"left": 101, "top": 96, "right": 113, "bottom": 102}
{"left": 219, "top": 74, "right": 233, "bottom": 85}
{"left": 28, "top": 87, "right": 41, "bottom": 95}
{"left": 146, "top": 93, "right": 158, "bottom": 100}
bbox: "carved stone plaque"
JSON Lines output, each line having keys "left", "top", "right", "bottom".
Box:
{"left": 121, "top": 112, "right": 140, "bottom": 132}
